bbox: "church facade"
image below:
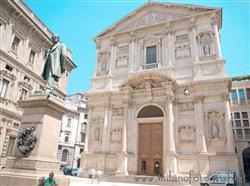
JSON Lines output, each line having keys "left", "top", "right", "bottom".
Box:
{"left": 80, "top": 2, "right": 239, "bottom": 177}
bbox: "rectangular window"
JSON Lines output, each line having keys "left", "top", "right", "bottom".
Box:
{"left": 238, "top": 89, "right": 246, "bottom": 101}
{"left": 234, "top": 112, "right": 240, "bottom": 119}
{"left": 64, "top": 132, "right": 70, "bottom": 142}
{"left": 235, "top": 120, "right": 241, "bottom": 128}
{"left": 84, "top": 114, "right": 88, "bottom": 119}
{"left": 243, "top": 120, "right": 249, "bottom": 127}
{"left": 245, "top": 129, "right": 250, "bottom": 138}
{"left": 246, "top": 88, "right": 250, "bottom": 100}
{"left": 0, "top": 79, "right": 9, "bottom": 97}
{"left": 20, "top": 89, "right": 28, "bottom": 100}
{"left": 236, "top": 129, "right": 243, "bottom": 139}
{"left": 146, "top": 46, "right": 157, "bottom": 64}
{"left": 11, "top": 36, "right": 20, "bottom": 52}
{"left": 242, "top": 112, "right": 248, "bottom": 118}
{"left": 231, "top": 90, "right": 238, "bottom": 104}
{"left": 80, "top": 148, "right": 84, "bottom": 153}
{"left": 5, "top": 65, "right": 13, "bottom": 72}
{"left": 29, "top": 50, "right": 36, "bottom": 64}
{"left": 24, "top": 76, "right": 30, "bottom": 82}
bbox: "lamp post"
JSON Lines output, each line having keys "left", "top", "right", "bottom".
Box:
{"left": 184, "top": 86, "right": 190, "bottom": 96}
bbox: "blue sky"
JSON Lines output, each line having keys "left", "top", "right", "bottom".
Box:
{"left": 24, "top": 0, "right": 250, "bottom": 94}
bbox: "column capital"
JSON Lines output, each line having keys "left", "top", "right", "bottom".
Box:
{"left": 194, "top": 95, "right": 205, "bottom": 103}
{"left": 210, "top": 12, "right": 219, "bottom": 26}
{"left": 96, "top": 40, "right": 101, "bottom": 49}
{"left": 165, "top": 95, "right": 175, "bottom": 103}
{"left": 129, "top": 31, "right": 137, "bottom": 43}
{"left": 189, "top": 17, "right": 197, "bottom": 30}
{"left": 165, "top": 22, "right": 173, "bottom": 35}
{"left": 110, "top": 36, "right": 117, "bottom": 47}
{"left": 220, "top": 93, "right": 230, "bottom": 102}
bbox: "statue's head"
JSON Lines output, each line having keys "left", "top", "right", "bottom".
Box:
{"left": 51, "top": 34, "right": 60, "bottom": 43}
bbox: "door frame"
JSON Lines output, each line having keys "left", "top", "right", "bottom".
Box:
{"left": 137, "top": 120, "right": 164, "bottom": 176}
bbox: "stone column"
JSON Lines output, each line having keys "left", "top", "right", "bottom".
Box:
{"left": 164, "top": 96, "right": 177, "bottom": 174}
{"left": 101, "top": 104, "right": 111, "bottom": 152}
{"left": 210, "top": 13, "right": 222, "bottom": 59}
{"left": 116, "top": 89, "right": 130, "bottom": 176}
{"left": 1, "top": 94, "right": 69, "bottom": 186}
{"left": 189, "top": 17, "right": 199, "bottom": 62}
{"left": 109, "top": 38, "right": 116, "bottom": 76}
{"left": 94, "top": 41, "right": 100, "bottom": 78}
{"left": 129, "top": 32, "right": 136, "bottom": 72}
{"left": 194, "top": 96, "right": 207, "bottom": 154}
{"left": 221, "top": 93, "right": 235, "bottom": 153}
{"left": 84, "top": 106, "right": 93, "bottom": 152}
{"left": 166, "top": 23, "right": 173, "bottom": 67}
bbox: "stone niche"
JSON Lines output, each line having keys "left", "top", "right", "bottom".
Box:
{"left": 205, "top": 110, "right": 225, "bottom": 140}
{"left": 90, "top": 117, "right": 104, "bottom": 143}
{"left": 197, "top": 32, "right": 216, "bottom": 60}
{"left": 96, "top": 50, "right": 110, "bottom": 76}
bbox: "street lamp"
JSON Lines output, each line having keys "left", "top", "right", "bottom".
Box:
{"left": 184, "top": 86, "right": 190, "bottom": 96}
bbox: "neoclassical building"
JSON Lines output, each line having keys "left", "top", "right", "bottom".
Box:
{"left": 230, "top": 78, "right": 250, "bottom": 181}
{"left": 80, "top": 2, "right": 239, "bottom": 177}
{"left": 0, "top": 0, "right": 76, "bottom": 167}
{"left": 57, "top": 93, "right": 88, "bottom": 170}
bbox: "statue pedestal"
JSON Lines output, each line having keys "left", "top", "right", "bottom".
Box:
{"left": 0, "top": 94, "right": 69, "bottom": 186}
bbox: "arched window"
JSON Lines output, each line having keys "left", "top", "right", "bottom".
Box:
{"left": 61, "top": 149, "right": 68, "bottom": 162}
{"left": 137, "top": 105, "right": 164, "bottom": 118}
{"left": 243, "top": 147, "right": 250, "bottom": 182}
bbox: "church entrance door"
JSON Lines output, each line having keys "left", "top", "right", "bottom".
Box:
{"left": 138, "top": 123, "right": 163, "bottom": 176}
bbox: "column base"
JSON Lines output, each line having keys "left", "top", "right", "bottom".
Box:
{"left": 116, "top": 152, "right": 129, "bottom": 176}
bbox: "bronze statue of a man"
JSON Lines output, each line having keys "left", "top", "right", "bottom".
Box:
{"left": 42, "top": 34, "right": 66, "bottom": 95}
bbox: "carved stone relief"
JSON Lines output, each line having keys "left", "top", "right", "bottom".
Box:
{"left": 91, "top": 117, "right": 104, "bottom": 142}
{"left": 118, "top": 11, "right": 188, "bottom": 32}
{"left": 175, "top": 34, "right": 191, "bottom": 60}
{"left": 96, "top": 50, "right": 110, "bottom": 76}
{"left": 112, "top": 107, "right": 124, "bottom": 116}
{"left": 110, "top": 128, "right": 122, "bottom": 143}
{"left": 116, "top": 56, "right": 128, "bottom": 69}
{"left": 178, "top": 125, "right": 196, "bottom": 144}
{"left": 178, "top": 102, "right": 194, "bottom": 111}
{"left": 205, "top": 110, "right": 224, "bottom": 139}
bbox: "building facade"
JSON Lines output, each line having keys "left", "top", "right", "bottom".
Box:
{"left": 230, "top": 79, "right": 250, "bottom": 181}
{"left": 0, "top": 0, "right": 76, "bottom": 167}
{"left": 80, "top": 2, "right": 239, "bottom": 177}
{"left": 58, "top": 93, "right": 88, "bottom": 170}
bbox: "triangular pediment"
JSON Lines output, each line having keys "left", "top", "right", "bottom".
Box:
{"left": 96, "top": 2, "right": 220, "bottom": 38}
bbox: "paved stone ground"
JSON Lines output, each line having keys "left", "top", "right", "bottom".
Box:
{"left": 68, "top": 176, "right": 250, "bottom": 186}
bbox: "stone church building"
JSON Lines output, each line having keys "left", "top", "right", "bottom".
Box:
{"left": 80, "top": 2, "right": 239, "bottom": 177}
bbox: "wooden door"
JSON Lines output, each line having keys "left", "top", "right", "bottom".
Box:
{"left": 138, "top": 123, "right": 163, "bottom": 176}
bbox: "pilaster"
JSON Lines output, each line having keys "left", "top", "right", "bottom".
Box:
{"left": 221, "top": 93, "right": 235, "bottom": 153}
{"left": 210, "top": 13, "right": 222, "bottom": 59}
{"left": 194, "top": 95, "right": 208, "bottom": 154}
